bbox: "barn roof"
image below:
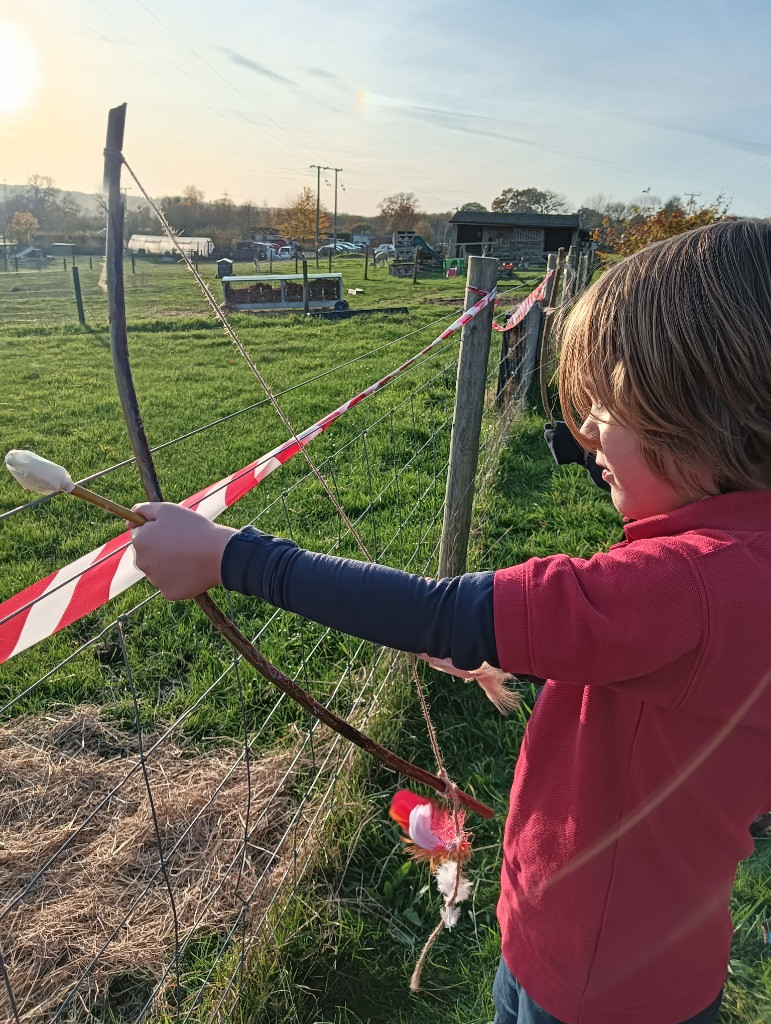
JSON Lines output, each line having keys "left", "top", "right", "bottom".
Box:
{"left": 449, "top": 211, "right": 580, "bottom": 228}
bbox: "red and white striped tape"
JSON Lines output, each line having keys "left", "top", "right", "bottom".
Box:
{"left": 0, "top": 288, "right": 496, "bottom": 665}
{"left": 492, "top": 270, "right": 554, "bottom": 332}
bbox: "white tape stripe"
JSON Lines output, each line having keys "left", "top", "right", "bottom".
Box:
{"left": 109, "top": 547, "right": 145, "bottom": 600}
{"left": 10, "top": 547, "right": 110, "bottom": 659}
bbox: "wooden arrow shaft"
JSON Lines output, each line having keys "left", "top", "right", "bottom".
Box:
{"left": 70, "top": 484, "right": 144, "bottom": 525}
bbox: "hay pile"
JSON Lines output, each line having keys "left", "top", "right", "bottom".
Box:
{"left": 0, "top": 706, "right": 303, "bottom": 1023}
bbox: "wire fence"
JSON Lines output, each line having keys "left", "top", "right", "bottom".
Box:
{"left": 0, "top": 278, "right": 541, "bottom": 1024}
{"left": 0, "top": 252, "right": 527, "bottom": 330}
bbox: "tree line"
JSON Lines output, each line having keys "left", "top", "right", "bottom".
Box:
{"left": 1, "top": 176, "right": 731, "bottom": 255}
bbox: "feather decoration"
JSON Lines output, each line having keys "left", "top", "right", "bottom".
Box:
{"left": 418, "top": 655, "right": 521, "bottom": 715}
{"left": 389, "top": 789, "right": 476, "bottom": 990}
{"left": 389, "top": 788, "right": 472, "bottom": 866}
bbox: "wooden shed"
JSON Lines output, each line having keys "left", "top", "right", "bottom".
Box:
{"left": 448, "top": 211, "right": 587, "bottom": 262}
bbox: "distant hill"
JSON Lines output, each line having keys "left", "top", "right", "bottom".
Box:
{"left": 2, "top": 184, "right": 145, "bottom": 213}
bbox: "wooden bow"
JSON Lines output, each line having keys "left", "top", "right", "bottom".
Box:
{"left": 102, "top": 103, "right": 492, "bottom": 820}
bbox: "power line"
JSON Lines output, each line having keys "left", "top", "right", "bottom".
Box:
{"left": 51, "top": 0, "right": 267, "bottom": 156}
{"left": 57, "top": 0, "right": 310, "bottom": 168}
{"left": 130, "top": 0, "right": 314, "bottom": 161}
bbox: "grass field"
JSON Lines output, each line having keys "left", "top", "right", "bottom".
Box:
{"left": 1, "top": 258, "right": 769, "bottom": 1023}
{"left": 0, "top": 253, "right": 497, "bottom": 329}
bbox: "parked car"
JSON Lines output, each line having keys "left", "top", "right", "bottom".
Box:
{"left": 317, "top": 242, "right": 349, "bottom": 256}
{"left": 276, "top": 246, "right": 295, "bottom": 260}
{"left": 374, "top": 244, "right": 395, "bottom": 257}
{"left": 252, "top": 243, "right": 278, "bottom": 260}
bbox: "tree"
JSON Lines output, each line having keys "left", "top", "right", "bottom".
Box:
{"left": 57, "top": 192, "right": 81, "bottom": 222}
{"left": 10, "top": 211, "right": 40, "bottom": 244}
{"left": 377, "top": 192, "right": 420, "bottom": 232}
{"left": 413, "top": 216, "right": 438, "bottom": 244}
{"left": 182, "top": 185, "right": 205, "bottom": 205}
{"left": 491, "top": 187, "right": 568, "bottom": 215}
{"left": 458, "top": 201, "right": 487, "bottom": 212}
{"left": 599, "top": 196, "right": 728, "bottom": 256}
{"left": 278, "top": 186, "right": 330, "bottom": 241}
{"left": 24, "top": 175, "right": 59, "bottom": 226}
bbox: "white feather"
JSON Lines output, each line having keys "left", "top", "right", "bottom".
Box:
{"left": 408, "top": 803, "right": 439, "bottom": 851}
{"left": 434, "top": 861, "right": 472, "bottom": 901}
{"left": 441, "top": 904, "right": 461, "bottom": 929}
{"left": 418, "top": 655, "right": 520, "bottom": 716}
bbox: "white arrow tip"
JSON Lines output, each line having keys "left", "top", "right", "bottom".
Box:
{"left": 5, "top": 450, "right": 75, "bottom": 496}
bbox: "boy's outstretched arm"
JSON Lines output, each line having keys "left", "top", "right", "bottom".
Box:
{"left": 131, "top": 502, "right": 499, "bottom": 671}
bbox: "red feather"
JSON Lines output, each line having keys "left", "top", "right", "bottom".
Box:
{"left": 389, "top": 788, "right": 432, "bottom": 832}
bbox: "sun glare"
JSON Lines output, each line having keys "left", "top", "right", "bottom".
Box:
{"left": 0, "top": 20, "right": 41, "bottom": 115}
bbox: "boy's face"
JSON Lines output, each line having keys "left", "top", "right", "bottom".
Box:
{"left": 580, "top": 404, "right": 710, "bottom": 520}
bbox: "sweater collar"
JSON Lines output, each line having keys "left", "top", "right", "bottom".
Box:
{"left": 623, "top": 490, "right": 771, "bottom": 542}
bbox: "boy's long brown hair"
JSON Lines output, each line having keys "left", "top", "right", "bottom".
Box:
{"left": 558, "top": 219, "right": 771, "bottom": 493}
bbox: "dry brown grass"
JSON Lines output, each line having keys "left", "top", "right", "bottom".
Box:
{"left": 0, "top": 706, "right": 308, "bottom": 1023}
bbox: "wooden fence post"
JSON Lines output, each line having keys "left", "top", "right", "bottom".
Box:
{"left": 535, "top": 248, "right": 567, "bottom": 422}
{"left": 438, "top": 255, "right": 497, "bottom": 578}
{"left": 72, "top": 266, "right": 86, "bottom": 325}
{"left": 302, "top": 259, "right": 309, "bottom": 314}
{"left": 498, "top": 251, "right": 559, "bottom": 406}
{"left": 363, "top": 245, "right": 368, "bottom": 281}
{"left": 519, "top": 303, "right": 542, "bottom": 398}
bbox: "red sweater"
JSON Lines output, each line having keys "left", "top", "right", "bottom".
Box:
{"left": 493, "top": 490, "right": 771, "bottom": 1024}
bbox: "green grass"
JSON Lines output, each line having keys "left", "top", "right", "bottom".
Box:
{"left": 2, "top": 260, "right": 768, "bottom": 1023}
{"left": 0, "top": 257, "right": 528, "bottom": 1021}
{"left": 0, "top": 257, "right": 537, "bottom": 724}
{"left": 0, "top": 254, "right": 542, "bottom": 329}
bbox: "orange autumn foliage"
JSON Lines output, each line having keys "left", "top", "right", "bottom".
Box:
{"left": 598, "top": 198, "right": 729, "bottom": 257}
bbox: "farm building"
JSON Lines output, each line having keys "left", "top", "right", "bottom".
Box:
{"left": 448, "top": 211, "right": 588, "bottom": 262}
{"left": 127, "top": 234, "right": 214, "bottom": 257}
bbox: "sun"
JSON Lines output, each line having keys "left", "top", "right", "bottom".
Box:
{"left": 0, "top": 19, "right": 41, "bottom": 115}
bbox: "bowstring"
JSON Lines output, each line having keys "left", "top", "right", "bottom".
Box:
{"left": 121, "top": 157, "right": 457, "bottom": 802}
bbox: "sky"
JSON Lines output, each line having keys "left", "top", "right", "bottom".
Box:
{"left": 1, "top": 0, "right": 770, "bottom": 218}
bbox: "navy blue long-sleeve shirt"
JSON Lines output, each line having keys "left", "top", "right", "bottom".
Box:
{"left": 221, "top": 527, "right": 500, "bottom": 670}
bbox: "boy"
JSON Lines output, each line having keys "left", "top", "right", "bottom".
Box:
{"left": 133, "top": 221, "right": 771, "bottom": 1023}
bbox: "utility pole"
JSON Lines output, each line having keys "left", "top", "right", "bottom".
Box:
{"left": 311, "top": 165, "right": 320, "bottom": 255}
{"left": 310, "top": 163, "right": 343, "bottom": 255}
{"left": 1, "top": 179, "right": 7, "bottom": 270}
{"left": 684, "top": 192, "right": 702, "bottom": 214}
{"left": 333, "top": 167, "right": 340, "bottom": 248}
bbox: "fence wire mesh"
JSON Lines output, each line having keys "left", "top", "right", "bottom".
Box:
{"left": 0, "top": 280, "right": 538, "bottom": 1024}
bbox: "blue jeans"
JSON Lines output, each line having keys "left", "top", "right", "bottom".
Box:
{"left": 492, "top": 957, "right": 724, "bottom": 1024}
